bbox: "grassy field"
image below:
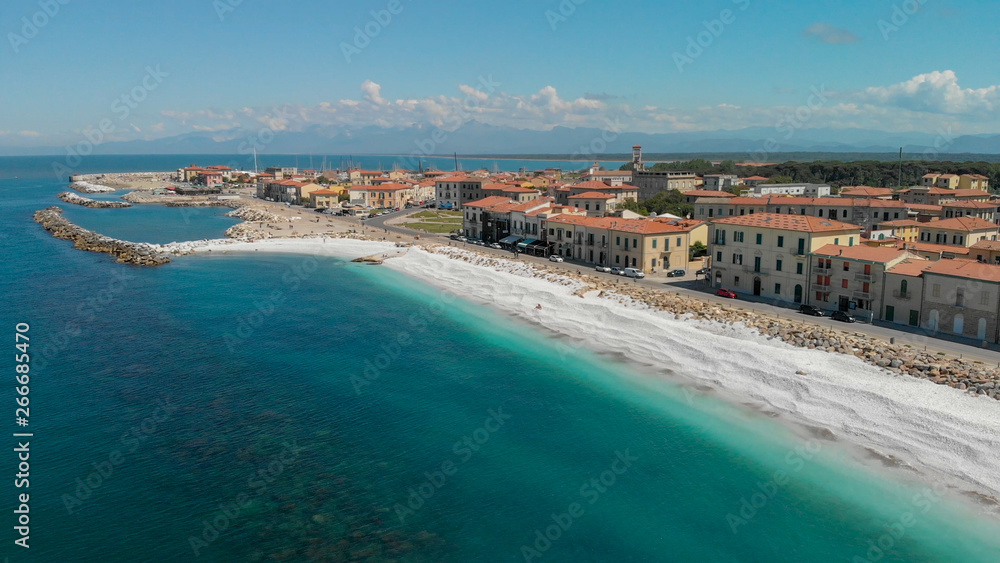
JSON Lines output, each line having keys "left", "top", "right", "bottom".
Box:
{"left": 409, "top": 210, "right": 462, "bottom": 219}
{"left": 407, "top": 222, "right": 461, "bottom": 234}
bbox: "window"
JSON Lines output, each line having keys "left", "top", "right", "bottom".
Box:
{"left": 981, "top": 291, "right": 990, "bottom": 306}
{"left": 676, "top": 237, "right": 682, "bottom": 247}
{"left": 733, "top": 254, "right": 743, "bottom": 265}
{"left": 775, "top": 283, "right": 781, "bottom": 294}
{"left": 734, "top": 276, "right": 740, "bottom": 287}
{"left": 843, "top": 262, "right": 850, "bottom": 272}
{"left": 849, "top": 237, "right": 854, "bottom": 246}
{"left": 716, "top": 251, "right": 722, "bottom": 261}
{"left": 900, "top": 279, "right": 908, "bottom": 294}
{"left": 956, "top": 288, "right": 965, "bottom": 307}
{"left": 664, "top": 239, "right": 670, "bottom": 251}
{"left": 777, "top": 236, "right": 784, "bottom": 248}
{"left": 797, "top": 239, "right": 806, "bottom": 255}
{"left": 842, "top": 279, "right": 849, "bottom": 289}
{"left": 616, "top": 236, "right": 621, "bottom": 246}
{"left": 834, "top": 238, "right": 839, "bottom": 245}
{"left": 754, "top": 257, "right": 761, "bottom": 272}
{"left": 652, "top": 239, "right": 657, "bottom": 249}
{"left": 932, "top": 284, "right": 941, "bottom": 297}
{"left": 864, "top": 264, "right": 872, "bottom": 275}
{"left": 776, "top": 259, "right": 783, "bottom": 272}
{"left": 734, "top": 231, "right": 745, "bottom": 242}
{"left": 796, "top": 263, "right": 803, "bottom": 275}
{"left": 633, "top": 238, "right": 638, "bottom": 249}
{"left": 756, "top": 233, "right": 763, "bottom": 245}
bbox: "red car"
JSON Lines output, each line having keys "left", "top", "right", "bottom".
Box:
{"left": 716, "top": 288, "right": 737, "bottom": 299}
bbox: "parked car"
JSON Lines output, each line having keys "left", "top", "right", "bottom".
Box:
{"left": 595, "top": 265, "right": 612, "bottom": 273}
{"left": 623, "top": 268, "right": 645, "bottom": 279}
{"left": 489, "top": 243, "right": 502, "bottom": 249}
{"left": 457, "top": 236, "right": 467, "bottom": 242}
{"left": 696, "top": 267, "right": 710, "bottom": 276}
{"left": 610, "top": 267, "right": 623, "bottom": 275}
{"left": 548, "top": 255, "right": 565, "bottom": 262}
{"left": 716, "top": 288, "right": 737, "bottom": 299}
{"left": 832, "top": 310, "right": 857, "bottom": 323}
{"left": 666, "top": 269, "right": 686, "bottom": 278}
{"left": 798, "top": 305, "right": 824, "bottom": 317}
{"left": 449, "top": 234, "right": 460, "bottom": 240}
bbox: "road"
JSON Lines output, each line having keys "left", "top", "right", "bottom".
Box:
{"left": 370, "top": 208, "right": 1000, "bottom": 365}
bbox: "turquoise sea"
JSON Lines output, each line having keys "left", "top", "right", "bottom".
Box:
{"left": 3, "top": 155, "right": 1000, "bottom": 561}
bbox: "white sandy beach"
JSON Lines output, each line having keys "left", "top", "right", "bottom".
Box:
{"left": 173, "top": 237, "right": 1000, "bottom": 508}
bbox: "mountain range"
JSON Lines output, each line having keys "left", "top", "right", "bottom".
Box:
{"left": 4, "top": 122, "right": 1000, "bottom": 158}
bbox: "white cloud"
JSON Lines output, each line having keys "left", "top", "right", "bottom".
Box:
{"left": 856, "top": 70, "right": 1000, "bottom": 114}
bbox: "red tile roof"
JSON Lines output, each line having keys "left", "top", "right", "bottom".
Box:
{"left": 886, "top": 258, "right": 932, "bottom": 277}
{"left": 568, "top": 191, "right": 615, "bottom": 199}
{"left": 711, "top": 213, "right": 860, "bottom": 233}
{"left": 813, "top": 244, "right": 907, "bottom": 263}
{"left": 925, "top": 216, "right": 999, "bottom": 231}
{"left": 923, "top": 260, "right": 1000, "bottom": 283}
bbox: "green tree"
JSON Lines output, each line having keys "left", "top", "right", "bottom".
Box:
{"left": 689, "top": 241, "right": 707, "bottom": 259}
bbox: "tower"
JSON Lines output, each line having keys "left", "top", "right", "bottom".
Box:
{"left": 632, "top": 145, "right": 645, "bottom": 172}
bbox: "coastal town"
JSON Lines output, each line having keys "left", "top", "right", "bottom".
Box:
{"left": 63, "top": 144, "right": 1000, "bottom": 354}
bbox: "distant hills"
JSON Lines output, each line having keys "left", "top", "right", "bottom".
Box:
{"left": 4, "top": 122, "right": 1000, "bottom": 159}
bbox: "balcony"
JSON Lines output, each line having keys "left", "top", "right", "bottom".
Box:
{"left": 892, "top": 290, "right": 911, "bottom": 300}
{"left": 854, "top": 273, "right": 873, "bottom": 283}
{"left": 814, "top": 264, "right": 832, "bottom": 273}
{"left": 853, "top": 291, "right": 872, "bottom": 300}
{"left": 743, "top": 266, "right": 767, "bottom": 275}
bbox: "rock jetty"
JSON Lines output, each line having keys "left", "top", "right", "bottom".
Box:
{"left": 33, "top": 207, "right": 171, "bottom": 266}
{"left": 424, "top": 245, "right": 1000, "bottom": 401}
{"left": 70, "top": 181, "right": 116, "bottom": 193}
{"left": 58, "top": 191, "right": 132, "bottom": 208}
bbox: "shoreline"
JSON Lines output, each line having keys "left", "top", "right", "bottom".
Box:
{"left": 170, "top": 238, "right": 1000, "bottom": 510}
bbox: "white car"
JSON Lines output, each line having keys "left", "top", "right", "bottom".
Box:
{"left": 489, "top": 243, "right": 502, "bottom": 249}
{"left": 623, "top": 268, "right": 645, "bottom": 278}
{"left": 548, "top": 255, "right": 565, "bottom": 262}
{"left": 595, "top": 265, "right": 611, "bottom": 273}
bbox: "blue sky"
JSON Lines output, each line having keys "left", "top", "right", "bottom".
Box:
{"left": 1, "top": 0, "right": 998, "bottom": 146}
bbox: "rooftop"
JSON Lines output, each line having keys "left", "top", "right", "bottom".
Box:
{"left": 923, "top": 260, "right": 1000, "bottom": 284}
{"left": 887, "top": 258, "right": 932, "bottom": 277}
{"left": 711, "top": 213, "right": 860, "bottom": 233}
{"left": 812, "top": 244, "right": 907, "bottom": 263}
{"left": 925, "top": 216, "right": 999, "bottom": 231}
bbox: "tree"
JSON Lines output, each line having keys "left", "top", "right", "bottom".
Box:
{"left": 763, "top": 175, "right": 794, "bottom": 184}
{"left": 689, "top": 241, "right": 707, "bottom": 259}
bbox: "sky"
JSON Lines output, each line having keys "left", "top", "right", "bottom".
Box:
{"left": 1, "top": 0, "right": 999, "bottom": 148}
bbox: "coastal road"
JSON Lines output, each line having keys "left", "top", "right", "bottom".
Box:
{"left": 359, "top": 213, "right": 1000, "bottom": 364}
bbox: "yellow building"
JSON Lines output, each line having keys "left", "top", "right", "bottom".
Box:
{"left": 709, "top": 213, "right": 861, "bottom": 304}
{"left": 309, "top": 189, "right": 343, "bottom": 209}
{"left": 877, "top": 219, "right": 921, "bottom": 242}
{"left": 958, "top": 174, "right": 990, "bottom": 191}
{"left": 917, "top": 216, "right": 999, "bottom": 247}
{"left": 547, "top": 215, "right": 707, "bottom": 273}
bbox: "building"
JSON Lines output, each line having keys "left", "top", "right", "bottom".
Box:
{"left": 740, "top": 175, "right": 770, "bottom": 188}
{"left": 632, "top": 170, "right": 700, "bottom": 199}
{"left": 810, "top": 245, "right": 915, "bottom": 317}
{"left": 581, "top": 166, "right": 632, "bottom": 186}
{"left": 875, "top": 219, "right": 922, "bottom": 242}
{"left": 347, "top": 169, "right": 381, "bottom": 186}
{"left": 548, "top": 215, "right": 707, "bottom": 272}
{"left": 839, "top": 186, "right": 895, "bottom": 199}
{"left": 748, "top": 183, "right": 831, "bottom": 197}
{"left": 708, "top": 213, "right": 861, "bottom": 304}
{"left": 881, "top": 258, "right": 931, "bottom": 328}
{"left": 969, "top": 240, "right": 1000, "bottom": 264}
{"left": 958, "top": 174, "right": 990, "bottom": 191}
{"left": 568, "top": 191, "right": 618, "bottom": 216}
{"left": 349, "top": 183, "right": 418, "bottom": 209}
{"left": 920, "top": 260, "right": 1000, "bottom": 343}
{"left": 482, "top": 184, "right": 541, "bottom": 203}
{"left": 309, "top": 189, "right": 343, "bottom": 209}
{"left": 257, "top": 180, "right": 323, "bottom": 204}
{"left": 196, "top": 170, "right": 224, "bottom": 187}
{"left": 685, "top": 190, "right": 737, "bottom": 206}
{"left": 264, "top": 167, "right": 297, "bottom": 180}
{"left": 941, "top": 201, "right": 997, "bottom": 221}
{"left": 916, "top": 216, "right": 999, "bottom": 247}
{"left": 703, "top": 174, "right": 739, "bottom": 191}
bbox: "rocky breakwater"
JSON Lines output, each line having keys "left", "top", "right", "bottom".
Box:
{"left": 424, "top": 246, "right": 1000, "bottom": 401}
{"left": 58, "top": 191, "right": 132, "bottom": 208}
{"left": 224, "top": 206, "right": 284, "bottom": 240}
{"left": 70, "top": 181, "right": 116, "bottom": 193}
{"left": 33, "top": 207, "right": 171, "bottom": 266}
